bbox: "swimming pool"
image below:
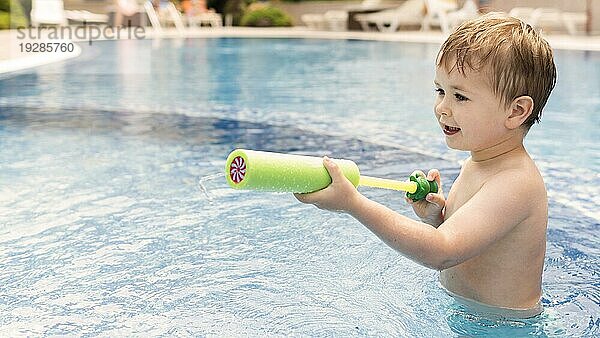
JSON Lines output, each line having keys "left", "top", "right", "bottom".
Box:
{"left": 0, "top": 38, "right": 598, "bottom": 336}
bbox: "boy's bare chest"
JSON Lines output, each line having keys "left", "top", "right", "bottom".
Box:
{"left": 445, "top": 165, "right": 492, "bottom": 218}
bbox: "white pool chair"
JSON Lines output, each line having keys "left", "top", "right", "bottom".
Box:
{"left": 144, "top": 1, "right": 186, "bottom": 36}
{"left": 301, "top": 0, "right": 382, "bottom": 31}
{"left": 422, "top": 0, "right": 459, "bottom": 33}
{"left": 144, "top": 1, "right": 163, "bottom": 34}
{"left": 354, "top": 0, "right": 425, "bottom": 32}
{"left": 509, "top": 7, "right": 587, "bottom": 36}
{"left": 359, "top": 0, "right": 383, "bottom": 9}
{"left": 31, "top": 0, "right": 108, "bottom": 27}
{"left": 114, "top": 0, "right": 144, "bottom": 27}
{"left": 324, "top": 10, "right": 349, "bottom": 31}
{"left": 31, "top": 0, "right": 68, "bottom": 26}
{"left": 444, "top": 0, "right": 479, "bottom": 32}
{"left": 508, "top": 7, "right": 536, "bottom": 25}
{"left": 562, "top": 11, "right": 587, "bottom": 35}
{"left": 65, "top": 10, "right": 109, "bottom": 24}
{"left": 301, "top": 13, "right": 328, "bottom": 30}
{"left": 187, "top": 12, "right": 223, "bottom": 28}
{"left": 531, "top": 8, "right": 587, "bottom": 35}
{"left": 529, "top": 8, "right": 564, "bottom": 33}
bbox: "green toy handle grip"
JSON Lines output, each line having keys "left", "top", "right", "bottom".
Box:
{"left": 405, "top": 171, "right": 439, "bottom": 201}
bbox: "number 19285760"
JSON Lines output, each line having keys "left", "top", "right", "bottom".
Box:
{"left": 19, "top": 42, "right": 75, "bottom": 53}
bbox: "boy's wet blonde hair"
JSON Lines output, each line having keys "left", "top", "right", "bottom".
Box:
{"left": 437, "top": 13, "right": 556, "bottom": 130}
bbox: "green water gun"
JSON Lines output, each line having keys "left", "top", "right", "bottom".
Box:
{"left": 225, "top": 149, "right": 438, "bottom": 201}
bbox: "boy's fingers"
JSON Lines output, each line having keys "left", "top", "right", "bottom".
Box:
{"left": 411, "top": 170, "right": 426, "bottom": 179}
{"left": 323, "top": 157, "right": 344, "bottom": 183}
{"left": 294, "top": 193, "right": 306, "bottom": 203}
{"left": 425, "top": 193, "right": 445, "bottom": 208}
{"left": 294, "top": 192, "right": 315, "bottom": 204}
{"left": 294, "top": 188, "right": 329, "bottom": 204}
{"left": 427, "top": 169, "right": 440, "bottom": 182}
{"left": 427, "top": 169, "right": 443, "bottom": 195}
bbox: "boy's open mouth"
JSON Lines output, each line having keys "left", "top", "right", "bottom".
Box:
{"left": 442, "top": 124, "right": 461, "bottom": 136}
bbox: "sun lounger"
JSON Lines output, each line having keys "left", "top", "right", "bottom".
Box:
{"left": 31, "top": 0, "right": 109, "bottom": 27}
{"left": 183, "top": 0, "right": 223, "bottom": 28}
{"left": 300, "top": 13, "right": 328, "bottom": 30}
{"left": 31, "top": 0, "right": 68, "bottom": 26}
{"left": 301, "top": 0, "right": 381, "bottom": 31}
{"left": 507, "top": 7, "right": 535, "bottom": 24}
{"left": 509, "top": 7, "right": 587, "bottom": 36}
{"left": 444, "top": 0, "right": 479, "bottom": 32}
{"left": 187, "top": 13, "right": 223, "bottom": 28}
{"left": 65, "top": 10, "right": 109, "bottom": 24}
{"left": 301, "top": 10, "right": 349, "bottom": 31}
{"left": 354, "top": 0, "right": 425, "bottom": 32}
{"left": 144, "top": 1, "right": 186, "bottom": 36}
{"left": 561, "top": 11, "right": 587, "bottom": 35}
{"left": 324, "top": 10, "right": 349, "bottom": 31}
{"left": 421, "top": 0, "right": 458, "bottom": 33}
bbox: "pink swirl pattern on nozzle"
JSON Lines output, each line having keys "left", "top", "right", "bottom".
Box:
{"left": 230, "top": 156, "right": 246, "bottom": 183}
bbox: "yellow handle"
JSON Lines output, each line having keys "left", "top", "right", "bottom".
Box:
{"left": 359, "top": 175, "right": 417, "bottom": 193}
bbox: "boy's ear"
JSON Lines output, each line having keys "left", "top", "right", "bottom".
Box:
{"left": 505, "top": 96, "right": 534, "bottom": 130}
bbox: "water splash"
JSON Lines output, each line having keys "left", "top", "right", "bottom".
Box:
{"left": 198, "top": 172, "right": 225, "bottom": 201}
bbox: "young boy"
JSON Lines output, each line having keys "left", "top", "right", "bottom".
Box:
{"left": 295, "top": 13, "right": 556, "bottom": 318}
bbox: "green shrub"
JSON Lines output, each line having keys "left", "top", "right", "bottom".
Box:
{"left": 0, "top": 0, "right": 28, "bottom": 29}
{"left": 240, "top": 6, "right": 292, "bottom": 27}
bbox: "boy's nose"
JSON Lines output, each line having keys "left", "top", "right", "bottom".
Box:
{"left": 435, "top": 103, "right": 451, "bottom": 117}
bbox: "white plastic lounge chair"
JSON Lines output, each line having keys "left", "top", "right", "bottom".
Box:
{"left": 354, "top": 0, "right": 425, "bottom": 32}
{"left": 301, "top": 0, "right": 379, "bottom": 31}
{"left": 162, "top": 2, "right": 186, "bottom": 33}
{"left": 301, "top": 10, "right": 348, "bottom": 31}
{"left": 144, "top": 1, "right": 186, "bottom": 36}
{"left": 182, "top": 0, "right": 223, "bottom": 27}
{"left": 444, "top": 0, "right": 479, "bottom": 32}
{"left": 114, "top": 0, "right": 143, "bottom": 27}
{"left": 31, "top": 0, "right": 67, "bottom": 26}
{"left": 561, "top": 11, "right": 586, "bottom": 35}
{"left": 187, "top": 12, "right": 223, "bottom": 27}
{"left": 65, "top": 10, "right": 109, "bottom": 24}
{"left": 359, "top": 0, "right": 383, "bottom": 9}
{"left": 324, "top": 10, "right": 349, "bottom": 31}
{"left": 144, "top": 1, "right": 163, "bottom": 34}
{"left": 530, "top": 8, "right": 587, "bottom": 35}
{"left": 530, "top": 8, "right": 564, "bottom": 32}
{"left": 509, "top": 7, "right": 587, "bottom": 36}
{"left": 422, "top": 0, "right": 459, "bottom": 33}
{"left": 118, "top": 0, "right": 140, "bottom": 17}
{"left": 508, "top": 7, "right": 536, "bottom": 25}
{"left": 31, "top": 0, "right": 108, "bottom": 27}
{"left": 190, "top": 13, "right": 223, "bottom": 27}
{"left": 301, "top": 13, "right": 327, "bottom": 30}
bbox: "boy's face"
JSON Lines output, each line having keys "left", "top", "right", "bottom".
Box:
{"left": 433, "top": 64, "right": 510, "bottom": 152}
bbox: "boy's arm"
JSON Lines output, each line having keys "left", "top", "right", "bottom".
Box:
{"left": 350, "top": 169, "right": 536, "bottom": 270}
{"left": 297, "top": 158, "right": 536, "bottom": 270}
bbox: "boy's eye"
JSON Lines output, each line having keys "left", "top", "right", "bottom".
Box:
{"left": 434, "top": 88, "right": 445, "bottom": 95}
{"left": 454, "top": 93, "right": 469, "bottom": 101}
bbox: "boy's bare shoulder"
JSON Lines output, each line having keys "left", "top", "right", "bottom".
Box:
{"left": 477, "top": 151, "right": 547, "bottom": 210}
{"left": 456, "top": 151, "right": 546, "bottom": 212}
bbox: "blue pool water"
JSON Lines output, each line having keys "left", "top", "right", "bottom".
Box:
{"left": 0, "top": 38, "right": 598, "bottom": 336}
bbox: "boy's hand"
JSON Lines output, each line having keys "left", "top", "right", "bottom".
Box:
{"left": 405, "top": 169, "right": 445, "bottom": 227}
{"left": 294, "top": 157, "right": 361, "bottom": 212}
